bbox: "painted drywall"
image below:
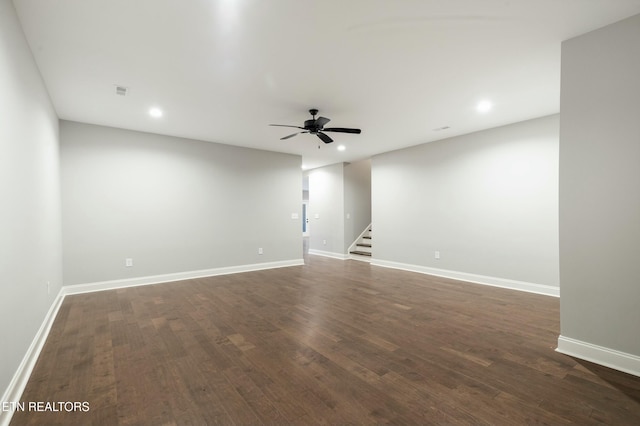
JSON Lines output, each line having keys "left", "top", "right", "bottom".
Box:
{"left": 0, "top": 0, "right": 63, "bottom": 402}
{"left": 344, "top": 159, "right": 372, "bottom": 251}
{"left": 559, "top": 14, "right": 640, "bottom": 357}
{"left": 60, "top": 121, "right": 302, "bottom": 285}
{"left": 372, "top": 115, "right": 559, "bottom": 287}
{"left": 307, "top": 163, "right": 345, "bottom": 256}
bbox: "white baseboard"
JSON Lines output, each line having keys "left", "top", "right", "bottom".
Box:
{"left": 556, "top": 336, "right": 640, "bottom": 378}
{"left": 349, "top": 254, "right": 372, "bottom": 263}
{"left": 0, "top": 290, "right": 66, "bottom": 426}
{"left": 371, "top": 259, "right": 559, "bottom": 297}
{"left": 63, "top": 259, "right": 305, "bottom": 295}
{"left": 308, "top": 249, "right": 349, "bottom": 260}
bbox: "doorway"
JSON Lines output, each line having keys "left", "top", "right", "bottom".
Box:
{"left": 302, "top": 200, "right": 310, "bottom": 236}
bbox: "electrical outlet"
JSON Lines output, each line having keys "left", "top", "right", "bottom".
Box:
{"left": 258, "top": 248, "right": 263, "bottom": 255}
{"left": 125, "top": 258, "right": 133, "bottom": 267}
{"left": 435, "top": 251, "right": 440, "bottom": 260}
{"left": 323, "top": 239, "right": 327, "bottom": 245}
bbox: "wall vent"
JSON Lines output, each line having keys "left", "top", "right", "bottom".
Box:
{"left": 115, "top": 85, "right": 128, "bottom": 96}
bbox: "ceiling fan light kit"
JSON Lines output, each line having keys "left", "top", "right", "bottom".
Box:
{"left": 270, "top": 109, "right": 361, "bottom": 145}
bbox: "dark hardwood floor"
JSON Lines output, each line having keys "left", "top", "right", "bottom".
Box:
{"left": 11, "top": 255, "right": 640, "bottom": 425}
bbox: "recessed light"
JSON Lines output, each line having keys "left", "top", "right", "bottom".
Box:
{"left": 337, "top": 145, "right": 346, "bottom": 151}
{"left": 149, "top": 107, "right": 163, "bottom": 118}
{"left": 476, "top": 100, "right": 493, "bottom": 113}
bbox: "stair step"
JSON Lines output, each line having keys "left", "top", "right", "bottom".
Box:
{"left": 350, "top": 251, "right": 372, "bottom": 256}
{"left": 357, "top": 243, "right": 372, "bottom": 248}
{"left": 363, "top": 236, "right": 372, "bottom": 240}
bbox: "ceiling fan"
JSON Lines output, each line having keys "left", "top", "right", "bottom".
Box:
{"left": 270, "top": 109, "right": 361, "bottom": 144}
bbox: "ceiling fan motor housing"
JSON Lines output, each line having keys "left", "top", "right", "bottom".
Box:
{"left": 304, "top": 119, "right": 321, "bottom": 133}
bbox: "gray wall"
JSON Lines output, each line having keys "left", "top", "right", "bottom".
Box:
{"left": 372, "top": 115, "right": 559, "bottom": 286}
{"left": 344, "top": 159, "right": 372, "bottom": 251}
{"left": 559, "top": 14, "right": 640, "bottom": 355}
{"left": 307, "top": 163, "right": 345, "bottom": 255}
{"left": 0, "top": 0, "right": 63, "bottom": 399}
{"left": 61, "top": 121, "right": 302, "bottom": 285}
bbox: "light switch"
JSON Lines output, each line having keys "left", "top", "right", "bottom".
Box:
{"left": 291, "top": 213, "right": 299, "bottom": 219}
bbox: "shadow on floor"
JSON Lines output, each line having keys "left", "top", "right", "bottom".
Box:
{"left": 573, "top": 358, "right": 640, "bottom": 404}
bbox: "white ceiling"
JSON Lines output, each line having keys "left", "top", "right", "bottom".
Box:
{"left": 13, "top": 0, "right": 640, "bottom": 170}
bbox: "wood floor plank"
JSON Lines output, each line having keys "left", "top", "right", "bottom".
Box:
{"left": 10, "top": 254, "right": 640, "bottom": 425}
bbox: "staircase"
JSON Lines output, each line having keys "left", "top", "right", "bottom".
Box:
{"left": 349, "top": 226, "right": 372, "bottom": 261}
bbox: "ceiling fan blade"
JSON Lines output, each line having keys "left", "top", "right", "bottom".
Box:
{"left": 280, "top": 132, "right": 301, "bottom": 140}
{"left": 315, "top": 116, "right": 331, "bottom": 128}
{"left": 269, "top": 124, "right": 305, "bottom": 129}
{"left": 281, "top": 131, "right": 309, "bottom": 140}
{"left": 317, "top": 132, "right": 333, "bottom": 144}
{"left": 323, "top": 127, "right": 361, "bottom": 134}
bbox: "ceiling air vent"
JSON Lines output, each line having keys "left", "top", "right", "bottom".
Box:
{"left": 114, "top": 85, "right": 128, "bottom": 96}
